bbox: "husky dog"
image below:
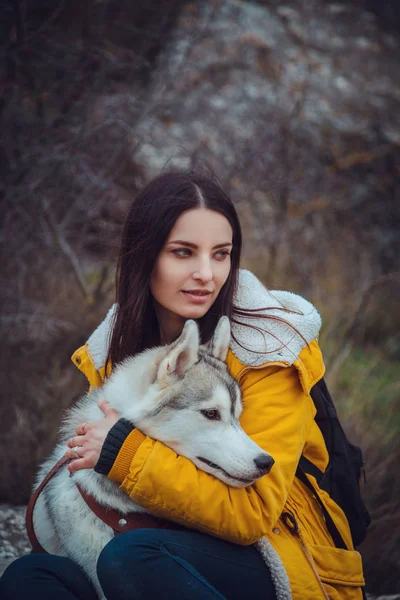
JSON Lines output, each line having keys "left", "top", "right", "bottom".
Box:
{"left": 33, "top": 317, "right": 277, "bottom": 598}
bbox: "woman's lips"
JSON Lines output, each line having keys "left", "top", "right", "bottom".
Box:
{"left": 181, "top": 291, "right": 212, "bottom": 303}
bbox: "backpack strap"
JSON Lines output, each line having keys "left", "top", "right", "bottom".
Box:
{"left": 307, "top": 378, "right": 371, "bottom": 548}
{"left": 296, "top": 463, "right": 348, "bottom": 550}
{"left": 299, "top": 455, "right": 324, "bottom": 484}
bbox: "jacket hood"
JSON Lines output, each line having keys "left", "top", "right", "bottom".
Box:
{"left": 86, "top": 269, "right": 322, "bottom": 370}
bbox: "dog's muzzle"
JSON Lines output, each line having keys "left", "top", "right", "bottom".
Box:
{"left": 197, "top": 454, "right": 274, "bottom": 484}
{"left": 254, "top": 454, "right": 275, "bottom": 474}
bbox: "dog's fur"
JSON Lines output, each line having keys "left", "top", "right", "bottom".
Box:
{"left": 33, "top": 317, "right": 279, "bottom": 598}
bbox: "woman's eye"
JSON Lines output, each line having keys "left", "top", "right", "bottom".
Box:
{"left": 215, "top": 251, "right": 230, "bottom": 260}
{"left": 172, "top": 249, "right": 230, "bottom": 259}
{"left": 201, "top": 409, "right": 221, "bottom": 420}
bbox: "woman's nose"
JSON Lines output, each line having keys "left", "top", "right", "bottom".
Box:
{"left": 194, "top": 260, "right": 213, "bottom": 282}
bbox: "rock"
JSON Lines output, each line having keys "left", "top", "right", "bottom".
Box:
{"left": 126, "top": 0, "right": 400, "bottom": 272}
{"left": 0, "top": 557, "right": 15, "bottom": 577}
{"left": 0, "top": 504, "right": 30, "bottom": 576}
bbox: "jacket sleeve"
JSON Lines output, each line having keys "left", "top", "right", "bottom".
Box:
{"left": 107, "top": 363, "right": 317, "bottom": 545}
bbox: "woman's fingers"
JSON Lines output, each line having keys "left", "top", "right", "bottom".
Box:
{"left": 76, "top": 422, "right": 90, "bottom": 436}
{"left": 67, "top": 436, "right": 84, "bottom": 449}
{"left": 65, "top": 446, "right": 98, "bottom": 471}
{"left": 65, "top": 445, "right": 83, "bottom": 460}
{"left": 98, "top": 399, "right": 109, "bottom": 414}
{"left": 64, "top": 400, "right": 120, "bottom": 473}
{"left": 67, "top": 455, "right": 96, "bottom": 474}
{"left": 98, "top": 399, "right": 119, "bottom": 420}
{"left": 67, "top": 458, "right": 86, "bottom": 474}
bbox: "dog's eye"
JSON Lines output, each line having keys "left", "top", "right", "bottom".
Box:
{"left": 201, "top": 409, "right": 220, "bottom": 420}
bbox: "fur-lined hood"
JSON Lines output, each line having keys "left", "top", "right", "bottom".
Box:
{"left": 86, "top": 269, "right": 321, "bottom": 371}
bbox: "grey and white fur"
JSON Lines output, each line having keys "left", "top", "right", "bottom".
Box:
{"left": 33, "top": 316, "right": 292, "bottom": 600}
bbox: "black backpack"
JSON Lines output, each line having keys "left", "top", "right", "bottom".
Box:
{"left": 296, "top": 377, "right": 371, "bottom": 549}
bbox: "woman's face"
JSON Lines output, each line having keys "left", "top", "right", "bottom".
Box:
{"left": 150, "top": 208, "right": 233, "bottom": 339}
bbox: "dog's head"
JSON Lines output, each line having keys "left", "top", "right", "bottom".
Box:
{"left": 124, "top": 317, "right": 274, "bottom": 488}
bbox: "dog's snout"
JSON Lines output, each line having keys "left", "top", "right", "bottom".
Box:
{"left": 254, "top": 454, "right": 275, "bottom": 474}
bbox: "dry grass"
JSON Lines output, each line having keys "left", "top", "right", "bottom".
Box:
{"left": 324, "top": 346, "right": 400, "bottom": 594}
{"left": 0, "top": 279, "right": 113, "bottom": 504}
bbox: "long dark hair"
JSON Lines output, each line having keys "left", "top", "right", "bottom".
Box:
{"left": 106, "top": 169, "right": 303, "bottom": 373}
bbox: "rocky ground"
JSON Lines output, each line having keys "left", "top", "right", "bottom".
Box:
{"left": 0, "top": 504, "right": 398, "bottom": 599}
{"left": 0, "top": 505, "right": 31, "bottom": 577}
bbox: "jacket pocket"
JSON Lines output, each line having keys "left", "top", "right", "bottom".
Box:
{"left": 310, "top": 544, "right": 365, "bottom": 587}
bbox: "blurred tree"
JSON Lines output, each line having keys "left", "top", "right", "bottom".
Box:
{"left": 0, "top": 0, "right": 190, "bottom": 503}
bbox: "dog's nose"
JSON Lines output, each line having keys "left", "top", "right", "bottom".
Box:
{"left": 254, "top": 454, "right": 275, "bottom": 474}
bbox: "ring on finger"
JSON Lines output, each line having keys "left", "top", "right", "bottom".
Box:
{"left": 73, "top": 446, "right": 81, "bottom": 458}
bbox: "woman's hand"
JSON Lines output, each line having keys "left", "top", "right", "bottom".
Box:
{"left": 65, "top": 400, "right": 120, "bottom": 474}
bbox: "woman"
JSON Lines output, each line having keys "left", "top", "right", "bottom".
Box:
{"left": 0, "top": 170, "right": 365, "bottom": 600}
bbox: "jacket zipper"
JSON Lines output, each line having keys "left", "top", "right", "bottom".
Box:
{"left": 237, "top": 361, "right": 289, "bottom": 384}
{"left": 281, "top": 511, "right": 331, "bottom": 600}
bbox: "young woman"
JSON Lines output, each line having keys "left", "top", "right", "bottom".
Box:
{"left": 0, "top": 171, "right": 365, "bottom": 600}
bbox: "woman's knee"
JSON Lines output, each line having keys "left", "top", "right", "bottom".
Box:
{"left": 1, "top": 553, "right": 99, "bottom": 600}
{"left": 98, "top": 529, "right": 159, "bottom": 573}
{"left": 0, "top": 554, "right": 47, "bottom": 595}
{"left": 97, "top": 529, "right": 163, "bottom": 591}
{"left": 97, "top": 530, "right": 155, "bottom": 598}
{"left": 1, "top": 554, "right": 39, "bottom": 579}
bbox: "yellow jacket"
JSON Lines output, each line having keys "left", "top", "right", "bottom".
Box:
{"left": 72, "top": 270, "right": 365, "bottom": 600}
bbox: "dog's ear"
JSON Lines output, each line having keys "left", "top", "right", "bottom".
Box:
{"left": 206, "top": 316, "right": 231, "bottom": 361}
{"left": 157, "top": 320, "right": 200, "bottom": 381}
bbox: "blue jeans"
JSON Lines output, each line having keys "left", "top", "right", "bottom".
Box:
{"left": 0, "top": 528, "right": 277, "bottom": 599}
